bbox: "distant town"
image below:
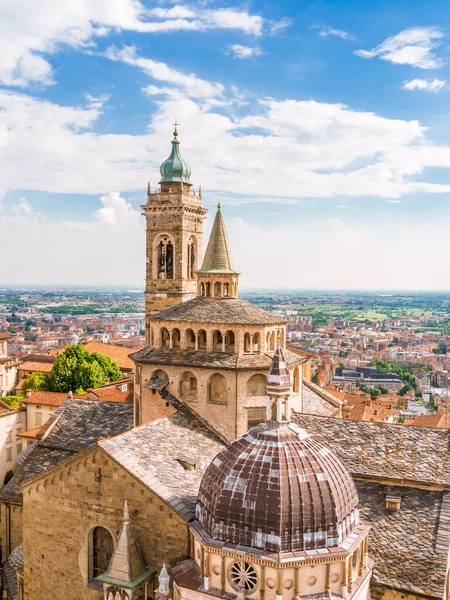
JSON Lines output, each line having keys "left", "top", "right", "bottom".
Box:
{"left": 2, "top": 287, "right": 450, "bottom": 429}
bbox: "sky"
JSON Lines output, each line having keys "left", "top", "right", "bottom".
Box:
{"left": 2, "top": 0, "right": 450, "bottom": 290}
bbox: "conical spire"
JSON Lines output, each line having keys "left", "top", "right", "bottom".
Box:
{"left": 159, "top": 127, "right": 192, "bottom": 185}
{"left": 198, "top": 204, "right": 238, "bottom": 274}
{"left": 103, "top": 501, "right": 147, "bottom": 585}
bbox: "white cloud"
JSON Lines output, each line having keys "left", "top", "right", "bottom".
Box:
{"left": 355, "top": 27, "right": 445, "bottom": 69}
{"left": 105, "top": 45, "right": 224, "bottom": 100}
{"left": 315, "top": 26, "right": 356, "bottom": 41}
{"left": 268, "top": 18, "right": 293, "bottom": 36}
{"left": 4, "top": 85, "right": 450, "bottom": 203}
{"left": 0, "top": 193, "right": 143, "bottom": 285}
{"left": 227, "top": 45, "right": 263, "bottom": 60}
{"left": 0, "top": 1, "right": 268, "bottom": 87}
{"left": 12, "top": 198, "right": 33, "bottom": 215}
{"left": 403, "top": 78, "right": 445, "bottom": 92}
{"left": 230, "top": 217, "right": 260, "bottom": 234}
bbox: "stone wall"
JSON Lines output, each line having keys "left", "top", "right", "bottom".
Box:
{"left": 22, "top": 446, "right": 190, "bottom": 600}
{"left": 1, "top": 502, "right": 23, "bottom": 559}
{"left": 143, "top": 188, "right": 207, "bottom": 339}
{"left": 137, "top": 362, "right": 303, "bottom": 442}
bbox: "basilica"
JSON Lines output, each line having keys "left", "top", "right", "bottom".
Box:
{"left": 1, "top": 129, "right": 450, "bottom": 600}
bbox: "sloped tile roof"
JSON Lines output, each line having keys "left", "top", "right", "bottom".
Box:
{"left": 293, "top": 413, "right": 450, "bottom": 485}
{"left": 83, "top": 341, "right": 138, "bottom": 370}
{"left": 131, "top": 347, "right": 304, "bottom": 371}
{"left": 148, "top": 297, "right": 284, "bottom": 325}
{"left": 99, "top": 397, "right": 224, "bottom": 520}
{"left": 0, "top": 398, "right": 133, "bottom": 504}
{"left": 292, "top": 413, "right": 450, "bottom": 597}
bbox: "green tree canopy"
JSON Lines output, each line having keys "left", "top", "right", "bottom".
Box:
{"left": 48, "top": 344, "right": 122, "bottom": 394}
{"left": 22, "top": 371, "right": 50, "bottom": 392}
{"left": 432, "top": 342, "right": 448, "bottom": 355}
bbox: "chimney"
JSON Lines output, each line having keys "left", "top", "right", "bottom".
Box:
{"left": 26, "top": 390, "right": 32, "bottom": 397}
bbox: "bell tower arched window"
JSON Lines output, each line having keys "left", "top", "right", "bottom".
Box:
{"left": 157, "top": 238, "right": 174, "bottom": 280}
{"left": 188, "top": 236, "right": 197, "bottom": 279}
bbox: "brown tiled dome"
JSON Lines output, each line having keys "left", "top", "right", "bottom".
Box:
{"left": 196, "top": 421, "right": 359, "bottom": 554}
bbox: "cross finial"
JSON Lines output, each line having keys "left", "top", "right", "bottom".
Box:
{"left": 173, "top": 118, "right": 179, "bottom": 137}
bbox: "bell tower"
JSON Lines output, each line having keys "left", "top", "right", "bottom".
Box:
{"left": 142, "top": 126, "right": 207, "bottom": 342}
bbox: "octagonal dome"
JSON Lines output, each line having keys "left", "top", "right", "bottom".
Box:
{"left": 196, "top": 421, "right": 359, "bottom": 554}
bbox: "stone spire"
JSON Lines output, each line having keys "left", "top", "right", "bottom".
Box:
{"left": 196, "top": 204, "right": 240, "bottom": 299}
{"left": 98, "top": 501, "right": 153, "bottom": 598}
{"left": 159, "top": 127, "right": 192, "bottom": 186}
{"left": 266, "top": 341, "right": 292, "bottom": 423}
{"left": 199, "top": 204, "right": 237, "bottom": 274}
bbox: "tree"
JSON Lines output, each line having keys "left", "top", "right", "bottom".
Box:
{"left": 432, "top": 342, "right": 448, "bottom": 355}
{"left": 48, "top": 344, "right": 122, "bottom": 393}
{"left": 4, "top": 470, "right": 14, "bottom": 486}
{"left": 22, "top": 371, "right": 50, "bottom": 392}
{"left": 398, "top": 384, "right": 412, "bottom": 397}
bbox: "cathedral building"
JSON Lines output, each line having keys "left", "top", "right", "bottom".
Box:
{"left": 133, "top": 132, "right": 308, "bottom": 442}
{"left": 2, "top": 130, "right": 450, "bottom": 600}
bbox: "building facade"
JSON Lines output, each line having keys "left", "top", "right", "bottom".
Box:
{"left": 0, "top": 334, "right": 19, "bottom": 397}
{"left": 133, "top": 203, "right": 307, "bottom": 443}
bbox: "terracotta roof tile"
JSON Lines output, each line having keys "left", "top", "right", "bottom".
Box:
{"left": 83, "top": 341, "right": 138, "bottom": 370}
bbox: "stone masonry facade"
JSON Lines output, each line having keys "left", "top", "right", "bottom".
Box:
{"left": 143, "top": 183, "right": 207, "bottom": 340}
{"left": 21, "top": 446, "right": 190, "bottom": 599}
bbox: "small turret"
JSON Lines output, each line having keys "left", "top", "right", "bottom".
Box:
{"left": 196, "top": 204, "right": 240, "bottom": 299}
{"left": 266, "top": 341, "right": 292, "bottom": 423}
{"left": 155, "top": 564, "right": 172, "bottom": 600}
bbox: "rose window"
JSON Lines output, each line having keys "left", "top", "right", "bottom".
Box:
{"left": 229, "top": 561, "right": 258, "bottom": 592}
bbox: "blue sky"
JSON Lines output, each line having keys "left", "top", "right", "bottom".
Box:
{"left": 2, "top": 0, "right": 450, "bottom": 289}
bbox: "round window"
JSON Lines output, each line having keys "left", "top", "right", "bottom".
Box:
{"left": 229, "top": 561, "right": 258, "bottom": 592}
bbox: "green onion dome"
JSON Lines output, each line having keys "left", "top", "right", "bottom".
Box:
{"left": 159, "top": 128, "right": 192, "bottom": 185}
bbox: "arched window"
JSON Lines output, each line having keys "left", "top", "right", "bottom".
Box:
{"left": 186, "top": 328, "right": 196, "bottom": 350}
{"left": 224, "top": 330, "right": 235, "bottom": 353}
{"left": 151, "top": 369, "right": 169, "bottom": 384}
{"left": 266, "top": 331, "right": 271, "bottom": 351}
{"left": 247, "top": 374, "right": 267, "bottom": 397}
{"left": 156, "top": 237, "right": 174, "bottom": 280}
{"left": 160, "top": 327, "right": 170, "bottom": 347}
{"left": 187, "top": 236, "right": 197, "bottom": 279}
{"left": 91, "top": 526, "right": 114, "bottom": 580}
{"left": 208, "top": 373, "right": 228, "bottom": 404}
{"left": 278, "top": 329, "right": 285, "bottom": 348}
{"left": 224, "top": 283, "right": 230, "bottom": 297}
{"left": 212, "top": 330, "right": 223, "bottom": 352}
{"left": 252, "top": 333, "right": 260, "bottom": 353}
{"left": 198, "top": 329, "right": 207, "bottom": 350}
{"left": 172, "top": 328, "right": 181, "bottom": 349}
{"left": 293, "top": 367, "right": 300, "bottom": 393}
{"left": 200, "top": 282, "right": 205, "bottom": 297}
{"left": 244, "top": 333, "right": 251, "bottom": 353}
{"left": 214, "top": 282, "right": 222, "bottom": 297}
{"left": 270, "top": 331, "right": 275, "bottom": 351}
{"left": 205, "top": 282, "right": 211, "bottom": 297}
{"left": 179, "top": 371, "right": 198, "bottom": 400}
